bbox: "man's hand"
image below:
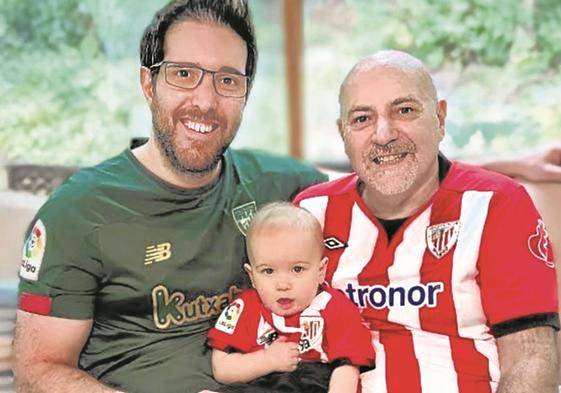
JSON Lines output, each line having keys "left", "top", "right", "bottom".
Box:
{"left": 263, "top": 336, "right": 300, "bottom": 372}
{"left": 519, "top": 146, "right": 561, "bottom": 182}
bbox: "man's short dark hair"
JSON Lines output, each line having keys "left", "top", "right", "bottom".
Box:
{"left": 140, "top": 0, "right": 258, "bottom": 93}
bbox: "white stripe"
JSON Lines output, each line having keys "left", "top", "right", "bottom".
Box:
{"left": 298, "top": 196, "right": 329, "bottom": 229}
{"left": 361, "top": 330, "right": 387, "bottom": 393}
{"left": 307, "top": 290, "right": 331, "bottom": 311}
{"left": 332, "top": 203, "right": 378, "bottom": 291}
{"left": 271, "top": 314, "right": 302, "bottom": 333}
{"left": 412, "top": 330, "right": 459, "bottom": 393}
{"left": 387, "top": 207, "right": 432, "bottom": 328}
{"left": 473, "top": 338, "right": 500, "bottom": 391}
{"left": 452, "top": 191, "right": 493, "bottom": 339}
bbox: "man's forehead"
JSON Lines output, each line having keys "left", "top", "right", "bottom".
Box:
{"left": 347, "top": 65, "right": 420, "bottom": 90}
{"left": 342, "top": 67, "right": 425, "bottom": 109}
{"left": 163, "top": 19, "right": 247, "bottom": 69}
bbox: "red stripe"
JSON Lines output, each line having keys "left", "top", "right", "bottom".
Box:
{"left": 419, "top": 191, "right": 461, "bottom": 336}
{"left": 19, "top": 292, "right": 52, "bottom": 315}
{"left": 450, "top": 338, "right": 492, "bottom": 393}
{"left": 323, "top": 194, "right": 354, "bottom": 283}
{"left": 381, "top": 330, "right": 422, "bottom": 393}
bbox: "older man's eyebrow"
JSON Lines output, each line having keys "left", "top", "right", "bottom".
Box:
{"left": 347, "top": 105, "right": 373, "bottom": 115}
{"left": 392, "top": 96, "right": 422, "bottom": 106}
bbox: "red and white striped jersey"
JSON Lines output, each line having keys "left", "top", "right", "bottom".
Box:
{"left": 207, "top": 286, "right": 375, "bottom": 367}
{"left": 294, "top": 161, "right": 558, "bottom": 393}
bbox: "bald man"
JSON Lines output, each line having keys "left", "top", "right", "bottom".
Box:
{"left": 294, "top": 50, "right": 559, "bottom": 393}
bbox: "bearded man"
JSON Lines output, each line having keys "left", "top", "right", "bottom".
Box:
{"left": 13, "top": 2, "right": 326, "bottom": 392}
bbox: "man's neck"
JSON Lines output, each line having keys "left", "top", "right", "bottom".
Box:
{"left": 361, "top": 164, "right": 440, "bottom": 220}
{"left": 132, "top": 139, "right": 221, "bottom": 190}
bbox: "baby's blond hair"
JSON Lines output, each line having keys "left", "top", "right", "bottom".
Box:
{"left": 246, "top": 202, "right": 323, "bottom": 263}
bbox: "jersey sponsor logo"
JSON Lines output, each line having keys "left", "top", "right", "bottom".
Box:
{"left": 299, "top": 315, "right": 324, "bottom": 352}
{"left": 151, "top": 285, "right": 243, "bottom": 329}
{"left": 344, "top": 282, "right": 444, "bottom": 309}
{"left": 528, "top": 219, "right": 554, "bottom": 268}
{"left": 232, "top": 201, "right": 257, "bottom": 236}
{"left": 20, "top": 220, "right": 46, "bottom": 281}
{"left": 323, "top": 236, "right": 347, "bottom": 250}
{"left": 144, "top": 242, "right": 172, "bottom": 265}
{"left": 425, "top": 220, "right": 460, "bottom": 259}
{"left": 215, "top": 298, "right": 244, "bottom": 334}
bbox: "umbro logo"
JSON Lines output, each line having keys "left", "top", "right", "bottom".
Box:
{"left": 323, "top": 236, "right": 347, "bottom": 250}
{"left": 145, "top": 242, "right": 172, "bottom": 265}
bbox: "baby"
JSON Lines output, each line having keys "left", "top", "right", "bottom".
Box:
{"left": 207, "top": 202, "right": 375, "bottom": 392}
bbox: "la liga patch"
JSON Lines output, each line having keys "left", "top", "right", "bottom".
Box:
{"left": 20, "top": 219, "right": 46, "bottom": 281}
{"left": 215, "top": 298, "right": 244, "bottom": 334}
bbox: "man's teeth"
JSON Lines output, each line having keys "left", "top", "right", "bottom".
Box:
{"left": 374, "top": 153, "right": 406, "bottom": 164}
{"left": 186, "top": 120, "right": 213, "bottom": 133}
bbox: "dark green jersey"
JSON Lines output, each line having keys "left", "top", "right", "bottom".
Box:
{"left": 18, "top": 148, "right": 327, "bottom": 393}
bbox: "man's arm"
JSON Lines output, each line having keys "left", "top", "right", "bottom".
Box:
{"left": 481, "top": 145, "right": 561, "bottom": 183}
{"left": 496, "top": 326, "right": 558, "bottom": 393}
{"left": 13, "top": 310, "right": 123, "bottom": 393}
{"left": 328, "top": 364, "right": 359, "bottom": 393}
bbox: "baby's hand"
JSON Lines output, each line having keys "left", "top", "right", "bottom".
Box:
{"left": 264, "top": 336, "right": 300, "bottom": 372}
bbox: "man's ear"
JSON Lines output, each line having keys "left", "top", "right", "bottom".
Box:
{"left": 319, "top": 257, "right": 328, "bottom": 282}
{"left": 436, "top": 99, "right": 447, "bottom": 139}
{"left": 244, "top": 263, "right": 255, "bottom": 287}
{"left": 140, "top": 66, "right": 155, "bottom": 105}
{"left": 337, "top": 118, "right": 344, "bottom": 139}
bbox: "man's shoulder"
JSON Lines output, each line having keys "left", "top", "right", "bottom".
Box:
{"left": 229, "top": 148, "right": 325, "bottom": 179}
{"left": 293, "top": 173, "right": 357, "bottom": 204}
{"left": 444, "top": 160, "right": 525, "bottom": 195}
{"left": 38, "top": 151, "right": 133, "bottom": 218}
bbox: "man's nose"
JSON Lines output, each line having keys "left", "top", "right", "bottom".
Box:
{"left": 372, "top": 116, "right": 398, "bottom": 145}
{"left": 189, "top": 73, "right": 219, "bottom": 111}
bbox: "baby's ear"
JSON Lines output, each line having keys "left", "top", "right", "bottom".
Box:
{"left": 244, "top": 263, "right": 255, "bottom": 287}
{"left": 319, "top": 257, "right": 328, "bottom": 281}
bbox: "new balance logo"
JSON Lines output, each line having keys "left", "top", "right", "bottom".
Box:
{"left": 145, "top": 242, "right": 172, "bottom": 265}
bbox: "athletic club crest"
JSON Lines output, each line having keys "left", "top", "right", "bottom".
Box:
{"left": 299, "top": 316, "right": 324, "bottom": 352}
{"left": 425, "top": 220, "right": 460, "bottom": 259}
{"left": 232, "top": 201, "right": 257, "bottom": 236}
{"left": 528, "top": 219, "right": 554, "bottom": 268}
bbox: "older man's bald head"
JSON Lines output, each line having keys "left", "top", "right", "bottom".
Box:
{"left": 339, "top": 50, "right": 438, "bottom": 114}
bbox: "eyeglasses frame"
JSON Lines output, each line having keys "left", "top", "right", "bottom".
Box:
{"left": 149, "top": 61, "right": 248, "bottom": 98}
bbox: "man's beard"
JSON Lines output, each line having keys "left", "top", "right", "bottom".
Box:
{"left": 151, "top": 100, "right": 240, "bottom": 178}
{"left": 352, "top": 138, "right": 419, "bottom": 196}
